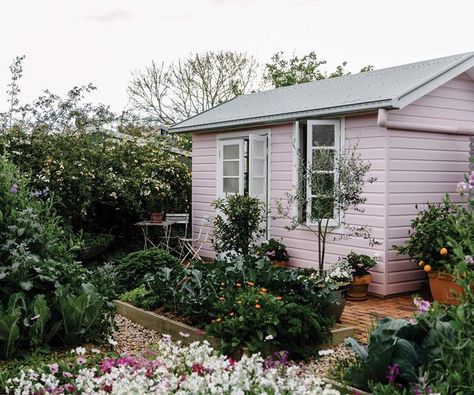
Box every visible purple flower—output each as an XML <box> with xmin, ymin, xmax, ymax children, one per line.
<box><xmin>49</xmin><ymin>363</ymin><xmax>59</xmax><ymax>374</ymax></box>
<box><xmin>386</xmin><ymin>364</ymin><xmax>400</xmax><ymax>383</ymax></box>
<box><xmin>469</xmin><ymin>171</ymin><xmax>474</xmax><ymax>187</ymax></box>
<box><xmin>465</xmin><ymin>255</ymin><xmax>474</xmax><ymax>265</ymax></box>
<box><xmin>414</xmin><ymin>298</ymin><xmax>431</xmax><ymax>314</ymax></box>
<box><xmin>11</xmin><ymin>182</ymin><xmax>18</xmax><ymax>194</ymax></box>
<box><xmin>33</xmin><ymin>190</ymin><xmax>42</xmax><ymax>198</ymax></box>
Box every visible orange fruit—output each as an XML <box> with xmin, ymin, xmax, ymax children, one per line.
<box><xmin>418</xmin><ymin>261</ymin><xmax>425</xmax><ymax>267</ymax></box>
<box><xmin>440</xmin><ymin>248</ymin><xmax>448</xmax><ymax>256</ymax></box>
<box><xmin>423</xmin><ymin>264</ymin><xmax>432</xmax><ymax>272</ymax></box>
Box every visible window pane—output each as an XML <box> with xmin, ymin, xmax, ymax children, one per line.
<box><xmin>223</xmin><ymin>144</ymin><xmax>239</xmax><ymax>160</ymax></box>
<box><xmin>252</xmin><ymin>159</ymin><xmax>265</xmax><ymax>177</ymax></box>
<box><xmin>253</xmin><ymin>140</ymin><xmax>265</xmax><ymax>158</ymax></box>
<box><xmin>223</xmin><ymin>161</ymin><xmax>239</xmax><ymax>176</ymax></box>
<box><xmin>311</xmin><ymin>173</ymin><xmax>334</xmax><ymax>195</ymax></box>
<box><xmin>312</xmin><ymin>124</ymin><xmax>335</xmax><ymax>147</ymax></box>
<box><xmin>223</xmin><ymin>178</ymin><xmax>239</xmax><ymax>193</ymax></box>
<box><xmin>310</xmin><ymin>196</ymin><xmax>334</xmax><ymax>220</ymax></box>
<box><xmin>312</xmin><ymin>149</ymin><xmax>334</xmax><ymax>171</ymax></box>
<box><xmin>252</xmin><ymin>178</ymin><xmax>265</xmax><ymax>195</ymax></box>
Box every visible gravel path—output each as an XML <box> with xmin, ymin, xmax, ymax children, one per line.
<box><xmin>113</xmin><ymin>313</ymin><xmax>356</xmax><ymax>379</ymax></box>
<box><xmin>113</xmin><ymin>314</ymin><xmax>162</xmax><ymax>355</ymax></box>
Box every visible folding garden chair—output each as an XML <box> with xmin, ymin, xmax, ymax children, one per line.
<box><xmin>179</xmin><ymin>217</ymin><xmax>212</xmax><ymax>264</ymax></box>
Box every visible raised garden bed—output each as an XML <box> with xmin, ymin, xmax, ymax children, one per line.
<box><xmin>114</xmin><ymin>300</ymin><xmax>356</xmax><ymax>350</ymax></box>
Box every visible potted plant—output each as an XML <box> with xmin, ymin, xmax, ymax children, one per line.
<box><xmin>257</xmin><ymin>239</ymin><xmax>290</xmax><ymax>267</ymax></box>
<box><xmin>342</xmin><ymin>251</ymin><xmax>377</xmax><ymax>301</ymax></box>
<box><xmin>395</xmin><ymin>194</ymin><xmax>474</xmax><ymax>305</ymax></box>
<box><xmin>315</xmin><ymin>260</ymin><xmax>353</xmax><ymax>322</ymax></box>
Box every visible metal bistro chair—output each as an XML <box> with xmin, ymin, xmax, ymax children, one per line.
<box><xmin>179</xmin><ymin>217</ymin><xmax>211</xmax><ymax>265</ymax></box>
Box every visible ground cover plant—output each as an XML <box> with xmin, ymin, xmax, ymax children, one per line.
<box><xmin>4</xmin><ymin>338</ymin><xmax>341</xmax><ymax>394</ymax></box>
<box><xmin>119</xmin><ymin>251</ymin><xmax>335</xmax><ymax>359</ymax></box>
<box><xmin>0</xmin><ymin>158</ymin><xmax>113</xmax><ymax>359</ymax></box>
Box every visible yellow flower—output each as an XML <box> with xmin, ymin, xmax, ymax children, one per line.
<box><xmin>219</xmin><ymin>297</ymin><xmax>225</xmax><ymax>301</ymax></box>
<box><xmin>247</xmin><ymin>281</ymin><xmax>255</xmax><ymax>287</ymax></box>
<box><xmin>260</xmin><ymin>288</ymin><xmax>267</xmax><ymax>293</ymax></box>
<box><xmin>236</xmin><ymin>283</ymin><xmax>242</xmax><ymax>288</ymax></box>
<box><xmin>255</xmin><ymin>304</ymin><xmax>261</xmax><ymax>309</ymax></box>
<box><xmin>276</xmin><ymin>296</ymin><xmax>283</xmax><ymax>301</ymax></box>
<box><xmin>216</xmin><ymin>317</ymin><xmax>222</xmax><ymax>322</ymax></box>
<box><xmin>236</xmin><ymin>300</ymin><xmax>242</xmax><ymax>304</ymax></box>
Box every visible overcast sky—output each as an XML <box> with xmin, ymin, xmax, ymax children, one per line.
<box><xmin>1</xmin><ymin>0</ymin><xmax>473</xmax><ymax>113</ymax></box>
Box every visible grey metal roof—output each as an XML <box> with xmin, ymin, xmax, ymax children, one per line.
<box><xmin>170</xmin><ymin>52</ymin><xmax>474</xmax><ymax>133</ymax></box>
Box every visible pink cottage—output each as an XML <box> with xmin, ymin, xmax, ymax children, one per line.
<box><xmin>170</xmin><ymin>52</ymin><xmax>474</xmax><ymax>296</ymax></box>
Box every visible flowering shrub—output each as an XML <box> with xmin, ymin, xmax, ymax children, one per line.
<box><xmin>6</xmin><ymin>338</ymin><xmax>340</xmax><ymax>394</ymax></box>
<box><xmin>1</xmin><ymin>127</ymin><xmax>191</xmax><ymax>241</ymax></box>
<box><xmin>257</xmin><ymin>238</ymin><xmax>290</xmax><ymax>262</ymax></box>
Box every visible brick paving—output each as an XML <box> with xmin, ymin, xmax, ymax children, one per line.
<box><xmin>340</xmin><ymin>294</ymin><xmax>418</xmax><ymax>343</ymax></box>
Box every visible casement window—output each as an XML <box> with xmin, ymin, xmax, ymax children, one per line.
<box><xmin>217</xmin><ymin>133</ymin><xmax>269</xmax><ymax>204</ymax></box>
<box><xmin>297</xmin><ymin>120</ymin><xmax>342</xmax><ymax>227</ymax></box>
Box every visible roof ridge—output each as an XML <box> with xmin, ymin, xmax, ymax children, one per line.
<box><xmin>236</xmin><ymin>51</ymin><xmax>474</xmax><ymax>100</ymax></box>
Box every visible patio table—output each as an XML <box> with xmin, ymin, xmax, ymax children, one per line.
<box><xmin>134</xmin><ymin>221</ymin><xmax>173</xmax><ymax>250</ymax></box>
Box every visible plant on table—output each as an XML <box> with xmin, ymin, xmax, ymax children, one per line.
<box><xmin>211</xmin><ymin>194</ymin><xmax>265</xmax><ymax>256</ymax></box>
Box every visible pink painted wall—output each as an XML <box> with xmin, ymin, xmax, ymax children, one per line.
<box><xmin>190</xmin><ymin>72</ymin><xmax>474</xmax><ymax>296</ymax></box>
<box><xmin>385</xmin><ymin>72</ymin><xmax>474</xmax><ymax>295</ymax></box>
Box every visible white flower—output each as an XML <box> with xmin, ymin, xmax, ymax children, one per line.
<box><xmin>107</xmin><ymin>337</ymin><xmax>118</xmax><ymax>346</ymax></box>
<box><xmin>265</xmin><ymin>334</ymin><xmax>274</xmax><ymax>341</ymax></box>
<box><xmin>74</xmin><ymin>346</ymin><xmax>86</xmax><ymax>355</ymax></box>
<box><xmin>179</xmin><ymin>331</ymin><xmax>190</xmax><ymax>338</ymax></box>
<box><xmin>318</xmin><ymin>349</ymin><xmax>335</xmax><ymax>356</ymax></box>
<box><xmin>91</xmin><ymin>348</ymin><xmax>101</xmax><ymax>354</ymax></box>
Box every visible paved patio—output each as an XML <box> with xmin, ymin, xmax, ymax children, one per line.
<box><xmin>340</xmin><ymin>294</ymin><xmax>419</xmax><ymax>343</ymax></box>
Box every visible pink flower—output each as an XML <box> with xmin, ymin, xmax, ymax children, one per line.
<box><xmin>196</xmin><ymin>329</ymin><xmax>205</xmax><ymax>337</ymax></box>
<box><xmin>192</xmin><ymin>362</ymin><xmax>206</xmax><ymax>376</ymax></box>
<box><xmin>100</xmin><ymin>358</ymin><xmax>116</xmax><ymax>373</ymax></box>
<box><xmin>49</xmin><ymin>363</ymin><xmax>59</xmax><ymax>374</ymax></box>
<box><xmin>63</xmin><ymin>371</ymin><xmax>73</xmax><ymax>378</ymax></box>
<box><xmin>76</xmin><ymin>356</ymin><xmax>87</xmax><ymax>365</ymax></box>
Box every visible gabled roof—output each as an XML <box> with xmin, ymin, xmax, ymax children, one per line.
<box><xmin>170</xmin><ymin>52</ymin><xmax>474</xmax><ymax>133</ymax></box>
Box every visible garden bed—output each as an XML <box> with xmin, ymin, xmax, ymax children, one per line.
<box><xmin>114</xmin><ymin>300</ymin><xmax>356</xmax><ymax>350</ymax></box>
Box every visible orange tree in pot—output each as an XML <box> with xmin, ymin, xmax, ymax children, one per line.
<box><xmin>342</xmin><ymin>251</ymin><xmax>378</xmax><ymax>301</ymax></box>
<box><xmin>395</xmin><ymin>192</ymin><xmax>474</xmax><ymax>305</ymax></box>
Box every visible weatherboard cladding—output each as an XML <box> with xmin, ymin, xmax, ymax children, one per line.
<box><xmin>171</xmin><ymin>52</ymin><xmax>474</xmax><ymax>133</ymax></box>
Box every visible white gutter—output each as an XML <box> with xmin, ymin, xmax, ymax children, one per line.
<box><xmin>377</xmin><ymin>108</ymin><xmax>474</xmax><ymax>136</ymax></box>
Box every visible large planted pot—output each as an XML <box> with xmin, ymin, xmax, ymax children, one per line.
<box><xmin>323</xmin><ymin>284</ymin><xmax>349</xmax><ymax>323</ymax></box>
<box><xmin>348</xmin><ymin>274</ymin><xmax>372</xmax><ymax>301</ymax></box>
<box><xmin>428</xmin><ymin>271</ymin><xmax>464</xmax><ymax>305</ymax></box>
<box><xmin>272</xmin><ymin>260</ymin><xmax>288</xmax><ymax>267</ymax></box>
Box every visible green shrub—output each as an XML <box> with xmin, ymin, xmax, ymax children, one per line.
<box><xmin>120</xmin><ymin>285</ymin><xmax>160</xmax><ymax>310</ymax></box>
<box><xmin>115</xmin><ymin>247</ymin><xmax>180</xmax><ymax>291</ymax></box>
<box><xmin>211</xmin><ymin>194</ymin><xmax>265</xmax><ymax>255</ymax></box>
<box><xmin>0</xmin><ymin>158</ymin><xmax>113</xmax><ymax>358</ymax></box>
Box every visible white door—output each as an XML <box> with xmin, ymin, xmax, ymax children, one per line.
<box><xmin>249</xmin><ymin>134</ymin><xmax>268</xmax><ymax>204</ymax></box>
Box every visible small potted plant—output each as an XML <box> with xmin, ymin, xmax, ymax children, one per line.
<box><xmin>343</xmin><ymin>251</ymin><xmax>377</xmax><ymax>301</ymax></box>
<box><xmin>257</xmin><ymin>239</ymin><xmax>289</xmax><ymax>267</ymax></box>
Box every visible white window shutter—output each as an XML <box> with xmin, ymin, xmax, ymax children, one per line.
<box><xmin>248</xmin><ymin>134</ymin><xmax>268</xmax><ymax>204</ymax></box>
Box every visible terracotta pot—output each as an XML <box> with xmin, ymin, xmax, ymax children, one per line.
<box><xmin>323</xmin><ymin>284</ymin><xmax>349</xmax><ymax>323</ymax></box>
<box><xmin>272</xmin><ymin>260</ymin><xmax>288</xmax><ymax>267</ymax></box>
<box><xmin>348</xmin><ymin>274</ymin><xmax>372</xmax><ymax>301</ymax></box>
<box><xmin>150</xmin><ymin>212</ymin><xmax>164</xmax><ymax>223</ymax></box>
<box><xmin>428</xmin><ymin>271</ymin><xmax>464</xmax><ymax>305</ymax></box>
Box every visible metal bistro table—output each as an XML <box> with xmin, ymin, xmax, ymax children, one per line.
<box><xmin>134</xmin><ymin>221</ymin><xmax>173</xmax><ymax>250</ymax></box>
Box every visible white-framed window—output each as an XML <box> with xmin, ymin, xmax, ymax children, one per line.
<box><xmin>297</xmin><ymin>119</ymin><xmax>342</xmax><ymax>227</ymax></box>
<box><xmin>218</xmin><ymin>139</ymin><xmax>245</xmax><ymax>195</ymax></box>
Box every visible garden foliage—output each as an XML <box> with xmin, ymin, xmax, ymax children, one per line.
<box><xmin>120</xmin><ymin>250</ymin><xmax>334</xmax><ymax>359</ymax></box>
<box><xmin>211</xmin><ymin>194</ymin><xmax>265</xmax><ymax>256</ymax></box>
<box><xmin>0</xmin><ymin>158</ymin><xmax>113</xmax><ymax>358</ymax></box>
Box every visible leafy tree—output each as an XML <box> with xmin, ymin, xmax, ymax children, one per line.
<box><xmin>127</xmin><ymin>51</ymin><xmax>259</xmax><ymax>124</ymax></box>
<box><xmin>264</xmin><ymin>51</ymin><xmax>374</xmax><ymax>88</ymax></box>
<box><xmin>277</xmin><ymin>146</ymin><xmax>378</xmax><ymax>273</ymax></box>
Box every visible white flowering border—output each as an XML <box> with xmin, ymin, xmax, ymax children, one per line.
<box><xmin>7</xmin><ymin>338</ymin><xmax>340</xmax><ymax>395</ymax></box>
